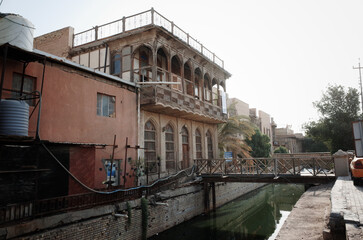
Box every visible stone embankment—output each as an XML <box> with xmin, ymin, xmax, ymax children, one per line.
<box><xmin>0</xmin><ymin>180</ymin><xmax>265</xmax><ymax>239</ymax></box>
<box><xmin>276</xmin><ymin>183</ymin><xmax>333</xmax><ymax>240</ymax></box>
<box><xmin>277</xmin><ymin>177</ymin><xmax>363</xmax><ymax>240</ymax></box>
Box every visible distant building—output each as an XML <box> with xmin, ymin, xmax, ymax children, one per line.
<box><xmin>274</xmin><ymin>126</ymin><xmax>304</xmax><ymax>153</ymax></box>
<box><xmin>227</xmin><ymin>97</ymin><xmax>274</xmax><ymax>151</ymax></box>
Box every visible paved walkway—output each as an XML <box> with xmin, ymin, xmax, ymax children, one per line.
<box><xmin>331</xmin><ymin>176</ymin><xmax>363</xmax><ymax>239</ymax></box>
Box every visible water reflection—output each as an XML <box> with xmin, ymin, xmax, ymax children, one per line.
<box><xmin>149</xmin><ymin>184</ymin><xmax>304</xmax><ymax>240</ymax></box>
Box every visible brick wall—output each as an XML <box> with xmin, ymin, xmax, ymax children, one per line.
<box><xmin>34</xmin><ymin>27</ymin><xmax>74</xmax><ymax>58</ymax></box>
<box><xmin>4</xmin><ymin>182</ymin><xmax>265</xmax><ymax>239</ymax></box>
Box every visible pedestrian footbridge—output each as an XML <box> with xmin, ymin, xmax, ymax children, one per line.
<box><xmin>195</xmin><ymin>153</ymin><xmax>338</xmax><ymax>213</ymax></box>
<box><xmin>195</xmin><ymin>153</ymin><xmax>337</xmax><ymax>184</ymax></box>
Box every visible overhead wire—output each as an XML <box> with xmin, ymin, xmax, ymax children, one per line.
<box><xmin>41</xmin><ymin>142</ymin><xmax>195</xmax><ymax>195</ymax></box>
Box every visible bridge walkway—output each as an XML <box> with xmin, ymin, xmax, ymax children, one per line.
<box><xmin>196</xmin><ymin>154</ymin><xmax>336</xmax><ymax>213</ymax></box>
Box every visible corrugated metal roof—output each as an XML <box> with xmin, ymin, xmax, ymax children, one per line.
<box><xmin>32</xmin><ymin>48</ymin><xmax>138</xmax><ymax>88</ymax></box>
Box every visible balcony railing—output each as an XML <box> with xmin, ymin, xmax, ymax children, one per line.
<box><xmin>140</xmin><ymin>85</ymin><xmax>226</xmax><ymax>122</ymax></box>
<box><xmin>73</xmin><ymin>8</ymin><xmax>224</xmax><ymax>69</ymax></box>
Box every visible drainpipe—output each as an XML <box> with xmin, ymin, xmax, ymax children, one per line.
<box><xmin>104</xmin><ymin>43</ymin><xmax>108</xmax><ymax>73</ymax></box>
<box><xmin>0</xmin><ymin>44</ymin><xmax>8</xmax><ymax>100</ymax></box>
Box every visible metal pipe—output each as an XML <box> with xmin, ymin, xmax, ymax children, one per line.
<box><xmin>113</xmin><ymin>213</ymin><xmax>128</xmax><ymax>218</ymax></box>
<box><xmin>20</xmin><ymin>63</ymin><xmax>27</xmax><ymax>96</ymax></box>
<box><xmin>35</xmin><ymin>90</ymin><xmax>42</xmax><ymax>140</ymax></box>
<box><xmin>108</xmin><ymin>135</ymin><xmax>117</xmax><ymax>189</ymax></box>
<box><xmin>124</xmin><ymin>137</ymin><xmax>128</xmax><ymax>188</ymax></box>
<box><xmin>0</xmin><ymin>44</ymin><xmax>8</xmax><ymax>100</ymax></box>
<box><xmin>104</xmin><ymin>43</ymin><xmax>108</xmax><ymax>73</ymax></box>
<box><xmin>40</xmin><ymin>57</ymin><xmax>46</xmax><ymax>95</ymax></box>
<box><xmin>154</xmin><ymin>202</ymin><xmax>169</xmax><ymax>207</ymax></box>
<box><xmin>136</xmin><ymin>81</ymin><xmax>181</xmax><ymax>85</ymax></box>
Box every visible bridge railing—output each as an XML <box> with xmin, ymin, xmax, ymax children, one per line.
<box><xmin>195</xmin><ymin>155</ymin><xmax>335</xmax><ymax>176</ymax></box>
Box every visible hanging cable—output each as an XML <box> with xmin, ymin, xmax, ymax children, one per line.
<box><xmin>41</xmin><ymin>142</ymin><xmax>195</xmax><ymax>194</ymax></box>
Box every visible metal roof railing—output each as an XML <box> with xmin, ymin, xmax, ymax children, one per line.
<box><xmin>73</xmin><ymin>8</ymin><xmax>224</xmax><ymax>69</ymax></box>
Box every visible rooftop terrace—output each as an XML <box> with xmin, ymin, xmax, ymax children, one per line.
<box><xmin>73</xmin><ymin>8</ymin><xmax>225</xmax><ymax>68</ymax></box>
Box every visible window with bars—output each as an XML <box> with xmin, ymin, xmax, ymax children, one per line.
<box><xmin>111</xmin><ymin>54</ymin><xmax>121</xmax><ymax>76</ymax></box>
<box><xmin>165</xmin><ymin>124</ymin><xmax>175</xmax><ymax>170</ymax></box>
<box><xmin>144</xmin><ymin>121</ymin><xmax>157</xmax><ymax>173</ymax></box>
<box><xmin>196</xmin><ymin>129</ymin><xmax>202</xmax><ymax>159</ymax></box>
<box><xmin>12</xmin><ymin>73</ymin><xmax>35</xmax><ymax>106</ymax></box>
<box><xmin>97</xmin><ymin>93</ymin><xmax>115</xmax><ymax>117</ymax></box>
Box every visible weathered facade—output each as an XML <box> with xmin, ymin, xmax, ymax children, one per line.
<box><xmin>35</xmin><ymin>9</ymin><xmax>231</xmax><ymax>182</ymax></box>
<box><xmin>0</xmin><ymin>44</ymin><xmax>138</xmax><ymax>198</ymax></box>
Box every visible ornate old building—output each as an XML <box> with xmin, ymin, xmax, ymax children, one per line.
<box><xmin>35</xmin><ymin>8</ymin><xmax>231</xmax><ymax>182</ymax></box>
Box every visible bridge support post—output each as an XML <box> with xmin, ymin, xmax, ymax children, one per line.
<box><xmin>211</xmin><ymin>182</ymin><xmax>216</xmax><ymax>212</ymax></box>
<box><xmin>333</xmin><ymin>150</ymin><xmax>349</xmax><ymax>176</ymax></box>
<box><xmin>204</xmin><ymin>182</ymin><xmax>216</xmax><ymax>213</ymax></box>
<box><xmin>204</xmin><ymin>182</ymin><xmax>210</xmax><ymax>214</ymax></box>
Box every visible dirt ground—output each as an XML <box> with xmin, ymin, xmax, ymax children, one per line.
<box><xmin>276</xmin><ymin>183</ymin><xmax>333</xmax><ymax>240</ymax></box>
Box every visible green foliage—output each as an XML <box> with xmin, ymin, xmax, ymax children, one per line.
<box><xmin>304</xmin><ymin>85</ymin><xmax>360</xmax><ymax>153</ymax></box>
<box><xmin>218</xmin><ymin>115</ymin><xmax>255</xmax><ymax>158</ymax></box>
<box><xmin>245</xmin><ymin>130</ymin><xmax>271</xmax><ymax>157</ymax></box>
<box><xmin>301</xmin><ymin>137</ymin><xmax>329</xmax><ymax>152</ymax></box>
<box><xmin>141</xmin><ymin>197</ymin><xmax>148</xmax><ymax>240</ymax></box>
<box><xmin>274</xmin><ymin>146</ymin><xmax>288</xmax><ymax>153</ymax></box>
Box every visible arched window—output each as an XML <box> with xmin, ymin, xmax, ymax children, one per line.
<box><xmin>194</xmin><ymin>68</ymin><xmax>202</xmax><ymax>99</ymax></box>
<box><xmin>165</xmin><ymin>124</ymin><xmax>175</xmax><ymax>170</ymax></box>
<box><xmin>204</xmin><ymin>74</ymin><xmax>212</xmax><ymax>102</ymax></box>
<box><xmin>181</xmin><ymin>126</ymin><xmax>189</xmax><ymax>169</ymax></box>
<box><xmin>184</xmin><ymin>62</ymin><xmax>193</xmax><ymax>96</ymax></box>
<box><xmin>212</xmin><ymin>78</ymin><xmax>219</xmax><ymax>106</ymax></box>
<box><xmin>181</xmin><ymin>127</ymin><xmax>188</xmax><ymax>144</ymax></box>
<box><xmin>195</xmin><ymin>129</ymin><xmax>202</xmax><ymax>159</ymax></box>
<box><xmin>171</xmin><ymin>56</ymin><xmax>182</xmax><ymax>91</ymax></box>
<box><xmin>157</xmin><ymin>48</ymin><xmax>168</xmax><ymax>82</ymax></box>
<box><xmin>144</xmin><ymin>121</ymin><xmax>157</xmax><ymax>173</ymax></box>
<box><xmin>121</xmin><ymin>46</ymin><xmax>131</xmax><ymax>81</ymax></box>
<box><xmin>133</xmin><ymin>46</ymin><xmax>152</xmax><ymax>82</ymax></box>
<box><xmin>206</xmin><ymin>130</ymin><xmax>213</xmax><ymax>159</ymax></box>
<box><xmin>111</xmin><ymin>54</ymin><xmax>121</xmax><ymax>76</ymax></box>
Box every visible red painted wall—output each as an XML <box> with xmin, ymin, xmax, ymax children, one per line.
<box><xmin>1</xmin><ymin>57</ymin><xmax>138</xmax><ymax>192</ymax></box>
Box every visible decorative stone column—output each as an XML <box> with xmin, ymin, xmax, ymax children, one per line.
<box><xmin>333</xmin><ymin>150</ymin><xmax>350</xmax><ymax>176</ymax></box>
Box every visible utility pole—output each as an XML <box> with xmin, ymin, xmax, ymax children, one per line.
<box><xmin>353</xmin><ymin>59</ymin><xmax>363</xmax><ymax>113</ymax></box>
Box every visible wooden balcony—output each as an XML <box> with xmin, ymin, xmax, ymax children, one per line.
<box><xmin>140</xmin><ymin>85</ymin><xmax>227</xmax><ymax>123</ymax></box>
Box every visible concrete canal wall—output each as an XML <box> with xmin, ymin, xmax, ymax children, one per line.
<box><xmin>2</xmin><ymin>182</ymin><xmax>265</xmax><ymax>239</ymax></box>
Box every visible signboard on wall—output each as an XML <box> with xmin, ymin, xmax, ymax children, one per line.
<box><xmin>102</xmin><ymin>159</ymin><xmax>121</xmax><ymax>186</ymax></box>
<box><xmin>224</xmin><ymin>151</ymin><xmax>233</xmax><ymax>162</ymax></box>
<box><xmin>352</xmin><ymin>120</ymin><xmax>363</xmax><ymax>157</ymax></box>
<box><xmin>221</xmin><ymin>91</ymin><xmax>227</xmax><ymax>114</ymax></box>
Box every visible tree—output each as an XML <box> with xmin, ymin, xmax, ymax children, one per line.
<box><xmin>218</xmin><ymin>115</ymin><xmax>255</xmax><ymax>158</ymax></box>
<box><xmin>304</xmin><ymin>85</ymin><xmax>360</xmax><ymax>153</ymax></box>
<box><xmin>245</xmin><ymin>129</ymin><xmax>271</xmax><ymax>158</ymax></box>
<box><xmin>274</xmin><ymin>146</ymin><xmax>288</xmax><ymax>153</ymax></box>
<box><xmin>301</xmin><ymin>137</ymin><xmax>329</xmax><ymax>152</ymax></box>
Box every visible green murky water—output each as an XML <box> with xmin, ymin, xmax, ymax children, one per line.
<box><xmin>149</xmin><ymin>184</ymin><xmax>305</xmax><ymax>240</ymax></box>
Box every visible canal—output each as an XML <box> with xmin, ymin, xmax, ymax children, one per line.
<box><xmin>149</xmin><ymin>184</ymin><xmax>305</xmax><ymax>240</ymax></box>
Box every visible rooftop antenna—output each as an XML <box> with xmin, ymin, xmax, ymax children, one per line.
<box><xmin>353</xmin><ymin>58</ymin><xmax>363</xmax><ymax>114</ymax></box>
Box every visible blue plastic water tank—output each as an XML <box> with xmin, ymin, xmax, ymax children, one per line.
<box><xmin>0</xmin><ymin>100</ymin><xmax>29</xmax><ymax>136</ymax></box>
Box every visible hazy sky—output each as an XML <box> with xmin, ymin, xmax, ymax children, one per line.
<box><xmin>2</xmin><ymin>0</ymin><xmax>363</xmax><ymax>133</ymax></box>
